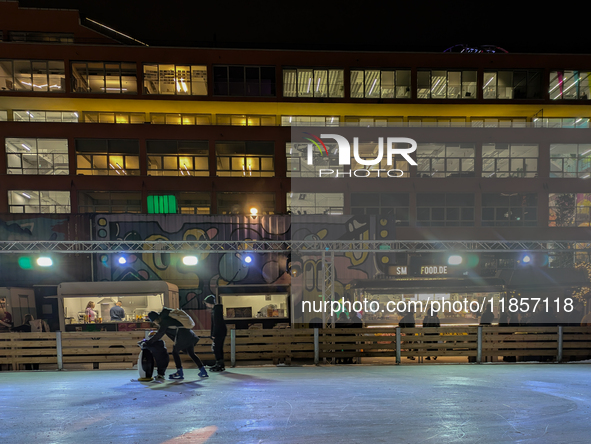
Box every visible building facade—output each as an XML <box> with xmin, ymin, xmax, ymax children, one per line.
<box><xmin>1</xmin><ymin>2</ymin><xmax>591</xmax><ymax>327</ymax></box>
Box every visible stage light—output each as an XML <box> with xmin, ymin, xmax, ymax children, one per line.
<box><xmin>37</xmin><ymin>257</ymin><xmax>52</xmax><ymax>267</ymax></box>
<box><xmin>448</xmin><ymin>255</ymin><xmax>463</xmax><ymax>265</ymax></box>
<box><xmin>183</xmin><ymin>256</ymin><xmax>198</xmax><ymax>266</ymax></box>
<box><xmin>118</xmin><ymin>256</ymin><xmax>127</xmax><ymax>265</ymax></box>
<box><xmin>522</xmin><ymin>254</ymin><xmax>532</xmax><ymax>264</ymax></box>
<box><xmin>243</xmin><ymin>255</ymin><xmax>253</xmax><ymax>264</ymax></box>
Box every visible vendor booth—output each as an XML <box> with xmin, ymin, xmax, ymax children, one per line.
<box><xmin>217</xmin><ymin>284</ymin><xmax>291</xmax><ymax>329</ymax></box>
<box><xmin>54</xmin><ymin>281</ymin><xmax>179</xmax><ymax>332</ymax></box>
<box><xmin>0</xmin><ymin>287</ymin><xmax>36</xmax><ymax>330</ymax></box>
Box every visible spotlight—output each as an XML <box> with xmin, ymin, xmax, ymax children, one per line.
<box><xmin>118</xmin><ymin>256</ymin><xmax>127</xmax><ymax>265</ymax></box>
<box><xmin>37</xmin><ymin>257</ymin><xmax>53</xmax><ymax>267</ymax></box>
<box><xmin>250</xmin><ymin>207</ymin><xmax>258</xmax><ymax>216</ymax></box>
<box><xmin>522</xmin><ymin>254</ymin><xmax>532</xmax><ymax>264</ymax></box>
<box><xmin>243</xmin><ymin>255</ymin><xmax>253</xmax><ymax>265</ymax></box>
<box><xmin>183</xmin><ymin>256</ymin><xmax>198</xmax><ymax>266</ymax></box>
<box><xmin>448</xmin><ymin>255</ymin><xmax>463</xmax><ymax>265</ymax></box>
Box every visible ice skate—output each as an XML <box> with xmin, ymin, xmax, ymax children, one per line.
<box><xmin>169</xmin><ymin>368</ymin><xmax>184</xmax><ymax>380</ymax></box>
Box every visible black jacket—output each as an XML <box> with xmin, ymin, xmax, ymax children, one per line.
<box><xmin>399</xmin><ymin>313</ymin><xmax>415</xmax><ymax>328</ymax></box>
<box><xmin>146</xmin><ymin>308</ymin><xmax>199</xmax><ymax>351</ymax></box>
<box><xmin>422</xmin><ymin>315</ymin><xmax>440</xmax><ymax>328</ymax></box>
<box><xmin>211</xmin><ymin>304</ymin><xmax>227</xmax><ymax>338</ymax></box>
<box><xmin>480</xmin><ymin>310</ymin><xmax>494</xmax><ymax>325</ymax></box>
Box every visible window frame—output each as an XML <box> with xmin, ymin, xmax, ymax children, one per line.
<box><xmin>8</xmin><ymin>190</ymin><xmax>71</xmax><ymax>213</ymax></box>
<box><xmin>6</xmin><ymin>138</ymin><xmax>69</xmax><ymax>175</ymax></box>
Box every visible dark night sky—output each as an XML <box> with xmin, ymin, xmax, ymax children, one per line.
<box><xmin>14</xmin><ymin>0</ymin><xmax>591</xmax><ymax>54</ymax></box>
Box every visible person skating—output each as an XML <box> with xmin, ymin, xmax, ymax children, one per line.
<box><xmin>204</xmin><ymin>295</ymin><xmax>227</xmax><ymax>372</ymax></box>
<box><xmin>146</xmin><ymin>308</ymin><xmax>208</xmax><ymax>379</ymax></box>
<box><xmin>139</xmin><ymin>334</ymin><xmax>169</xmax><ymax>382</ymax></box>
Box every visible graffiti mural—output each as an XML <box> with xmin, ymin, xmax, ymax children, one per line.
<box><xmin>93</xmin><ymin>215</ymin><xmax>291</xmax><ymax>313</ymax></box>
<box><xmin>291</xmin><ymin>214</ymin><xmax>396</xmax><ymax>324</ymax></box>
<box><xmin>93</xmin><ymin>214</ymin><xmax>394</xmax><ymax>326</ymax></box>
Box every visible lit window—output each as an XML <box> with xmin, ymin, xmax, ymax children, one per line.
<box><xmin>217</xmin><ymin>115</ymin><xmax>276</xmax><ymax>126</ymax></box>
<box><xmin>483</xmin><ymin>70</ymin><xmax>542</xmax><ymax>99</ymax></box>
<box><xmin>286</xmin><ymin>142</ymin><xmax>341</xmax><ymax>178</ymax></box>
<box><xmin>147</xmin><ymin>140</ymin><xmax>209</xmax><ymax>177</ymax></box>
<box><xmin>76</xmin><ymin>139</ymin><xmax>140</xmax><ymax>176</ymax></box>
<box><xmin>417</xmin><ymin>70</ymin><xmax>476</xmax><ymax>99</ymax></box>
<box><xmin>482</xmin><ymin>143</ymin><xmax>538</xmax><ymax>178</ymax></box>
<box><xmin>550</xmin><ymin>144</ymin><xmax>591</xmax><ymax>178</ymax></box>
<box><xmin>344</xmin><ymin>116</ymin><xmax>403</xmax><ymax>127</ymax></box>
<box><xmin>283</xmin><ymin>68</ymin><xmax>344</xmax><ymax>98</ymax></box>
<box><xmin>0</xmin><ymin>59</ymin><xmax>65</xmax><ymax>92</ymax></box>
<box><xmin>13</xmin><ymin>110</ymin><xmax>78</xmax><ymax>122</ymax></box>
<box><xmin>351</xmin><ymin>70</ymin><xmax>410</xmax><ymax>98</ymax></box>
<box><xmin>549</xmin><ymin>193</ymin><xmax>591</xmax><ymax>227</ymax></box>
<box><xmin>143</xmin><ymin>64</ymin><xmax>207</xmax><ymax>95</ymax></box>
<box><xmin>83</xmin><ymin>112</ymin><xmax>144</xmax><ymax>124</ymax></box>
<box><xmin>281</xmin><ymin>116</ymin><xmax>339</xmax><ymax>127</ymax></box>
<box><xmin>150</xmin><ymin>113</ymin><xmax>211</xmax><ymax>125</ymax></box>
<box><xmin>6</xmin><ymin>138</ymin><xmax>69</xmax><ymax>175</ymax></box>
<box><xmin>417</xmin><ymin>143</ymin><xmax>475</xmax><ymax>178</ymax></box>
<box><xmin>533</xmin><ymin>117</ymin><xmax>589</xmax><ymax>129</ymax></box>
<box><xmin>216</xmin><ymin>142</ymin><xmax>274</xmax><ymax>177</ymax></box>
<box><xmin>9</xmin><ymin>190</ymin><xmax>70</xmax><ymax>213</ymax></box>
<box><xmin>71</xmin><ymin>61</ymin><xmax>137</xmax><ymax>94</ymax></box>
<box><xmin>549</xmin><ymin>71</ymin><xmax>590</xmax><ymax>100</ymax></box>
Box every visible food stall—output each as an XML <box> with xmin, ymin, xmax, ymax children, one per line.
<box><xmin>218</xmin><ymin>285</ymin><xmax>291</xmax><ymax>329</ymax></box>
<box><xmin>0</xmin><ymin>287</ymin><xmax>36</xmax><ymax>329</ymax></box>
<box><xmin>53</xmin><ymin>281</ymin><xmax>179</xmax><ymax>332</ymax></box>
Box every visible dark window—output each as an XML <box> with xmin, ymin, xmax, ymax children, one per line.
<box><xmin>417</xmin><ymin>193</ymin><xmax>474</xmax><ymax>226</ymax></box>
<box><xmin>213</xmin><ymin>65</ymin><xmax>275</xmax><ymax>97</ymax></box>
<box><xmin>350</xmin><ymin>193</ymin><xmax>409</xmax><ymax>226</ymax></box>
<box><xmin>482</xmin><ymin>193</ymin><xmax>537</xmax><ymax>226</ymax></box>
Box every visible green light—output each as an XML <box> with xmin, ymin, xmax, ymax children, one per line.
<box><xmin>18</xmin><ymin>257</ymin><xmax>33</xmax><ymax>269</ymax></box>
<box><xmin>147</xmin><ymin>195</ymin><xmax>177</xmax><ymax>214</ymax></box>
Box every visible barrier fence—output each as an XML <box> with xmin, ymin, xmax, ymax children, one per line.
<box><xmin>1</xmin><ymin>326</ymin><xmax>590</xmax><ymax>371</ymax></box>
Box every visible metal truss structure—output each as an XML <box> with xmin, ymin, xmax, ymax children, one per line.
<box><xmin>321</xmin><ymin>250</ymin><xmax>335</xmax><ymax>329</ymax></box>
<box><xmin>0</xmin><ymin>240</ymin><xmax>590</xmax><ymax>254</ymax></box>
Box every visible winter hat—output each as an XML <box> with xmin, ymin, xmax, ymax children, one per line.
<box><xmin>203</xmin><ymin>294</ymin><xmax>216</xmax><ymax>305</ymax></box>
<box><xmin>147</xmin><ymin>311</ymin><xmax>159</xmax><ymax>322</ymax></box>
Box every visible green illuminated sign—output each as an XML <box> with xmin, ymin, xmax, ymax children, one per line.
<box><xmin>147</xmin><ymin>195</ymin><xmax>177</xmax><ymax>214</ymax></box>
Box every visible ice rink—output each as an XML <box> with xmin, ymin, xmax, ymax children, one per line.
<box><xmin>1</xmin><ymin>363</ymin><xmax>591</xmax><ymax>443</ymax></box>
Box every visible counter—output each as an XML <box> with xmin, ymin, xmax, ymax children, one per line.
<box><xmin>65</xmin><ymin>322</ymin><xmax>153</xmax><ymax>332</ymax></box>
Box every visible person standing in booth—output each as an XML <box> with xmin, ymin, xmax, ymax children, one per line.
<box><xmin>110</xmin><ymin>301</ymin><xmax>125</xmax><ymax>321</ymax></box>
<box><xmin>85</xmin><ymin>301</ymin><xmax>97</xmax><ymax>322</ymax></box>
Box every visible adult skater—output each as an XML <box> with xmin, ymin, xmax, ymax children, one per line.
<box><xmin>146</xmin><ymin>308</ymin><xmax>208</xmax><ymax>379</ymax></box>
<box><xmin>204</xmin><ymin>295</ymin><xmax>227</xmax><ymax>372</ymax></box>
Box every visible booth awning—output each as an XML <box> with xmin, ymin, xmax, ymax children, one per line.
<box><xmin>218</xmin><ymin>284</ymin><xmax>290</xmax><ymax>295</ymax></box>
<box><xmin>55</xmin><ymin>281</ymin><xmax>179</xmax><ymax>298</ymax></box>
<box><xmin>350</xmin><ymin>278</ymin><xmax>505</xmax><ymax>293</ymax></box>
